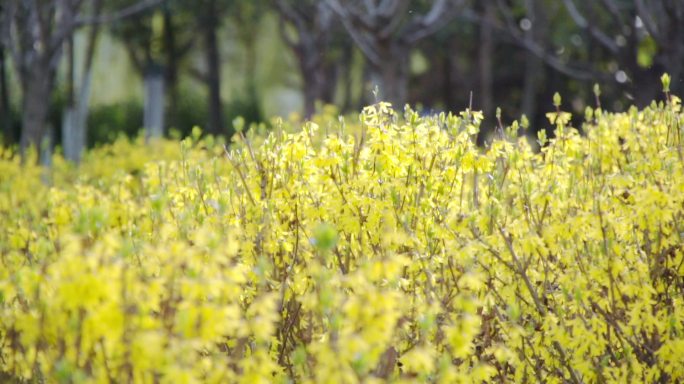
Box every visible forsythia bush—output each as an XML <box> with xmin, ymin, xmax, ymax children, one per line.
<box><xmin>1</xmin><ymin>91</ymin><xmax>683</xmax><ymax>383</ymax></box>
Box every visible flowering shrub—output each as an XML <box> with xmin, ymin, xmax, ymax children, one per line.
<box><xmin>1</xmin><ymin>93</ymin><xmax>683</xmax><ymax>383</ymax></box>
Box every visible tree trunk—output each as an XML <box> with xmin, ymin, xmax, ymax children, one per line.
<box><xmin>0</xmin><ymin>45</ymin><xmax>12</xmax><ymax>145</ymax></box>
<box><xmin>64</xmin><ymin>69</ymin><xmax>92</xmax><ymax>162</ymax></box>
<box><xmin>163</xmin><ymin>6</ymin><xmax>179</xmax><ymax>129</ymax></box>
<box><xmin>322</xmin><ymin>59</ymin><xmax>338</xmax><ymax>104</ymax></box>
<box><xmin>665</xmin><ymin>2</ymin><xmax>684</xmax><ymax>94</ymax></box>
<box><xmin>63</xmin><ymin>35</ymin><xmax>78</xmax><ymax>161</ymax></box>
<box><xmin>75</xmin><ymin>70</ymin><xmax>93</xmax><ymax>149</ymax></box>
<box><xmin>521</xmin><ymin>52</ymin><xmax>542</xmax><ymax>120</ymax></box>
<box><xmin>442</xmin><ymin>48</ymin><xmax>454</xmax><ymax>110</ymax></box>
<box><xmin>370</xmin><ymin>44</ymin><xmax>409</xmax><ymax>108</ymax></box>
<box><xmin>63</xmin><ymin>2</ymin><xmax>101</xmax><ymax>163</ymax></box>
<box><xmin>302</xmin><ymin>71</ymin><xmax>318</xmax><ymax>118</ymax></box>
<box><xmin>62</xmin><ymin>107</ymin><xmax>77</xmax><ymax>160</ymax></box>
<box><xmin>144</xmin><ymin>64</ymin><xmax>165</xmax><ymax>140</ymax></box>
<box><xmin>478</xmin><ymin>0</ymin><xmax>494</xmax><ymax>118</ymax></box>
<box><xmin>20</xmin><ymin>64</ymin><xmax>53</xmax><ymax>159</ymax></box>
<box><xmin>521</xmin><ymin>0</ymin><xmax>543</xmax><ymax>121</ymax></box>
<box><xmin>299</xmin><ymin>52</ymin><xmax>327</xmax><ymax>118</ymax></box>
<box><xmin>41</xmin><ymin>125</ymin><xmax>55</xmax><ymax>170</ymax></box>
<box><xmin>445</xmin><ymin>37</ymin><xmax>467</xmax><ymax>111</ymax></box>
<box><xmin>244</xmin><ymin>30</ymin><xmax>257</xmax><ymax>103</ymax></box>
<box><xmin>340</xmin><ymin>44</ymin><xmax>354</xmax><ymax>111</ymax></box>
<box><xmin>204</xmin><ymin>2</ymin><xmax>223</xmax><ymax>136</ymax></box>
<box><xmin>75</xmin><ymin>0</ymin><xmax>102</xmax><ymax>156</ymax></box>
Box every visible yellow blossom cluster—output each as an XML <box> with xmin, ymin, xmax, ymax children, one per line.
<box><xmin>1</xmin><ymin>94</ymin><xmax>683</xmax><ymax>383</ymax></box>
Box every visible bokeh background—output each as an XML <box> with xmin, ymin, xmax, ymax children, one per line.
<box><xmin>1</xmin><ymin>0</ymin><xmax>682</xmax><ymax>160</ymax></box>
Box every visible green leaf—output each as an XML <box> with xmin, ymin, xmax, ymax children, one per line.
<box><xmin>637</xmin><ymin>36</ymin><xmax>657</xmax><ymax>68</ymax></box>
<box><xmin>312</xmin><ymin>223</ymin><xmax>338</xmax><ymax>252</ymax></box>
<box><xmin>233</xmin><ymin>116</ymin><xmax>245</xmax><ymax>133</ymax></box>
<box><xmin>661</xmin><ymin>73</ymin><xmax>671</xmax><ymax>93</ymax></box>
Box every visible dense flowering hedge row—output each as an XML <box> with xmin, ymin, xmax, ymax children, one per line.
<box><xmin>1</xmin><ymin>95</ymin><xmax>683</xmax><ymax>383</ymax></box>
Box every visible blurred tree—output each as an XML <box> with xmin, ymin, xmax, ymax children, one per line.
<box><xmin>195</xmin><ymin>0</ymin><xmax>227</xmax><ymax>136</ymax></box>
<box><xmin>273</xmin><ymin>0</ymin><xmax>340</xmax><ymax>117</ymax></box>
<box><xmin>63</xmin><ymin>0</ymin><xmax>104</xmax><ymax>162</ymax></box>
<box><xmin>226</xmin><ymin>0</ymin><xmax>267</xmax><ymax>128</ymax></box>
<box><xmin>112</xmin><ymin>0</ymin><xmax>262</xmax><ymax>137</ymax></box>
<box><xmin>187</xmin><ymin>0</ymin><xmax>267</xmax><ymax>136</ymax></box>
<box><xmin>470</xmin><ymin>0</ymin><xmax>684</xmax><ymax>109</ymax></box>
<box><xmin>3</xmin><ymin>0</ymin><xmax>682</xmax><ymax>159</ymax></box>
<box><xmin>108</xmin><ymin>0</ymin><xmax>190</xmax><ymax>136</ymax></box>
<box><xmin>411</xmin><ymin>20</ymin><xmax>475</xmax><ymax>112</ymax></box>
<box><xmin>0</xmin><ymin>4</ymin><xmax>11</xmax><ymax>145</ymax></box>
<box><xmin>557</xmin><ymin>0</ymin><xmax>684</xmax><ymax>105</ymax></box>
<box><xmin>519</xmin><ymin>0</ymin><xmax>547</xmax><ymax>122</ymax></box>
<box><xmin>478</xmin><ymin>0</ymin><xmax>495</xmax><ymax>117</ymax></box>
<box><xmin>1</xmin><ymin>0</ymin><xmax>78</xmax><ymax>158</ymax></box>
<box><xmin>160</xmin><ymin>1</ymin><xmax>186</xmax><ymax>129</ymax></box>
<box><xmin>0</xmin><ymin>0</ymin><xmax>162</xmax><ymax>161</ymax></box>
<box><xmin>326</xmin><ymin>0</ymin><xmax>464</xmax><ymax>107</ymax></box>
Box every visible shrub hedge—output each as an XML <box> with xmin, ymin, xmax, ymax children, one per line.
<box><xmin>1</xmin><ymin>93</ymin><xmax>683</xmax><ymax>383</ymax></box>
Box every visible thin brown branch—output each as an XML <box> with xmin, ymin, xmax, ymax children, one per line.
<box><xmin>223</xmin><ymin>145</ymin><xmax>257</xmax><ymax>207</ymax></box>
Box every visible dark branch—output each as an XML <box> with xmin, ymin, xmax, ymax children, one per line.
<box><xmin>403</xmin><ymin>0</ymin><xmax>462</xmax><ymax>44</ymax></box>
<box><xmin>460</xmin><ymin>8</ymin><xmax>612</xmax><ymax>82</ymax></box>
<box><xmin>561</xmin><ymin>0</ymin><xmax>619</xmax><ymax>54</ymax></box>
<box><xmin>76</xmin><ymin>0</ymin><xmax>164</xmax><ymax>25</ymax></box>
<box><xmin>634</xmin><ymin>0</ymin><xmax>661</xmax><ymax>43</ymax></box>
<box><xmin>325</xmin><ymin>0</ymin><xmax>382</xmax><ymax>66</ymax></box>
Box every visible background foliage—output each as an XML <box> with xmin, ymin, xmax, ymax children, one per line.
<box><xmin>2</xmin><ymin>1</ymin><xmax>684</xmax><ymax>154</ymax></box>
